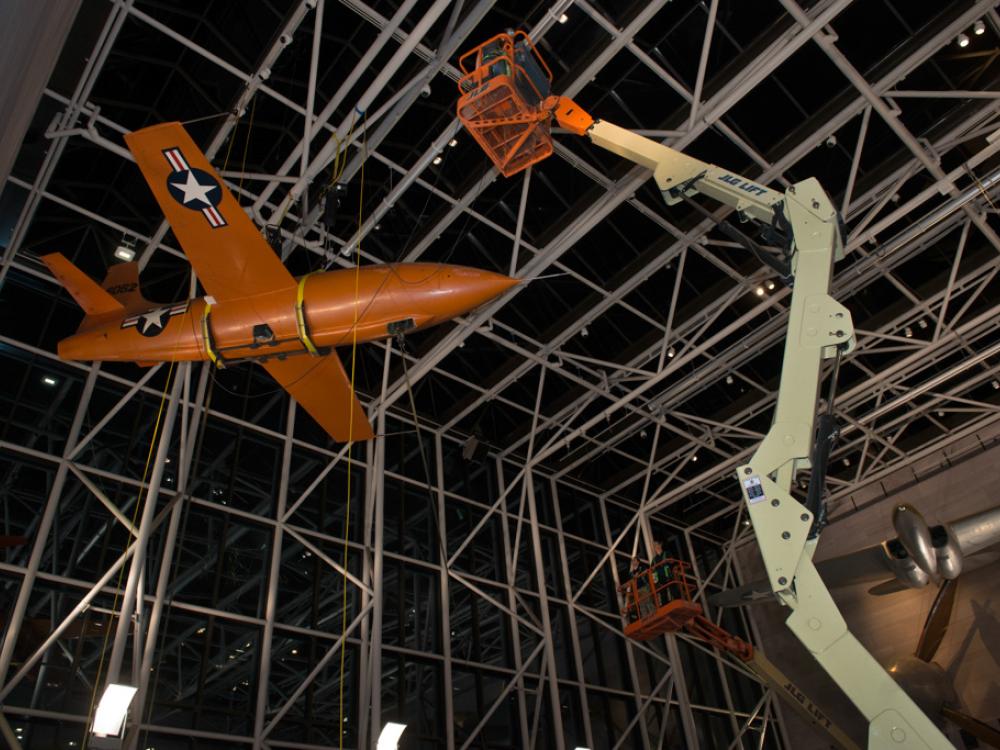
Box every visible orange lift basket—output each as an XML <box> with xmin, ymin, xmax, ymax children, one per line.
<box><xmin>620</xmin><ymin>558</ymin><xmax>752</xmax><ymax>661</ymax></box>
<box><xmin>456</xmin><ymin>31</ymin><xmax>556</xmax><ymax>177</ymax></box>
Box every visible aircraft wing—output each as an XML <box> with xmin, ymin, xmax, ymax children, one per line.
<box><xmin>124</xmin><ymin>122</ymin><xmax>295</xmax><ymax>302</ymax></box>
<box><xmin>262</xmin><ymin>354</ymin><xmax>374</xmax><ymax>443</ymax></box>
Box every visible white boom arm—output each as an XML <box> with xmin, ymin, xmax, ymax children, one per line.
<box><xmin>579</xmin><ymin>117</ymin><xmax>955</xmax><ymax>750</ymax></box>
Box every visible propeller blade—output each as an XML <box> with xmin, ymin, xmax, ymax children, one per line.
<box><xmin>941</xmin><ymin>706</ymin><xmax>1000</xmax><ymax>749</ymax></box>
<box><xmin>915</xmin><ymin>578</ymin><xmax>958</xmax><ymax>663</ymax></box>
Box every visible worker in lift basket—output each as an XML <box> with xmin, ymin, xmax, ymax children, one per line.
<box><xmin>625</xmin><ymin>555</ymin><xmax>650</xmax><ymax>621</ymax></box>
<box><xmin>649</xmin><ymin>541</ymin><xmax>674</xmax><ymax>606</ymax></box>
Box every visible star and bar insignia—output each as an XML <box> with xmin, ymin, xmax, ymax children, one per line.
<box><xmin>121</xmin><ymin>302</ymin><xmax>189</xmax><ymax>337</ymax></box>
<box><xmin>162</xmin><ymin>147</ymin><xmax>228</xmax><ymax>229</ymax></box>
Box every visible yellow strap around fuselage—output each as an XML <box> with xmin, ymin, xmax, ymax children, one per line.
<box><xmin>295</xmin><ymin>273</ymin><xmax>320</xmax><ymax>355</ymax></box>
<box><xmin>200</xmin><ymin>302</ymin><xmax>222</xmax><ymax>368</ymax></box>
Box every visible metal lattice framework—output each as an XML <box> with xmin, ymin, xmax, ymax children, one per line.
<box><xmin>2</xmin><ymin>0</ymin><xmax>1000</xmax><ymax>748</ymax></box>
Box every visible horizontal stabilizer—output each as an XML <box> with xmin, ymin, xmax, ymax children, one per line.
<box><xmin>41</xmin><ymin>253</ymin><xmax>123</xmax><ymax>319</ymax></box>
<box><xmin>261</xmin><ymin>354</ymin><xmax>374</xmax><ymax>443</ymax></box>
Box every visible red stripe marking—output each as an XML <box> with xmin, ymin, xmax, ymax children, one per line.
<box><xmin>205</xmin><ymin>207</ymin><xmax>222</xmax><ymax>227</ymax></box>
<box><xmin>164</xmin><ymin>150</ymin><xmax>184</xmax><ymax>172</ymax></box>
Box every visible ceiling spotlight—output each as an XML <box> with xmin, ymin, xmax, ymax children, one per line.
<box><xmin>755</xmin><ymin>286</ymin><xmax>765</xmax><ymax>296</ymax></box>
<box><xmin>448</xmin><ymin>138</ymin><xmax>458</xmax><ymax>147</ymax></box>
<box><xmin>974</xmin><ymin>20</ymin><xmax>985</xmax><ymax>35</ymax></box>
<box><xmin>195</xmin><ymin>626</ymin><xmax>205</xmax><ymax>634</ymax></box>
<box><xmin>42</xmin><ymin>375</ymin><xmax>58</xmax><ymax>386</ymax></box>
<box><xmin>558</xmin><ymin>13</ymin><xmax>569</xmax><ymax>24</ymax></box>
<box><xmin>580</xmin><ymin>326</ymin><xmax>589</xmax><ymax>337</ymax></box>
<box><xmin>114</xmin><ymin>234</ymin><xmax>137</xmax><ymax>262</ymax></box>
<box><xmin>842</xmin><ymin>457</ymin><xmax>850</xmax><ymax>467</ymax></box>
<box><xmin>377</xmin><ymin>722</ymin><xmax>408</xmax><ymax>750</ymax></box>
<box><xmin>291</xmin><ymin>648</ymin><xmax>299</xmax><ymax>655</ymax></box>
<box><xmin>92</xmin><ymin>683</ymin><xmax>138</xmax><ymax>738</ymax></box>
<box><xmin>432</xmin><ymin>155</ymin><xmax>443</xmax><ymax>165</ymax></box>
<box><xmin>904</xmin><ymin>326</ymin><xmax>913</xmax><ymax>338</ymax></box>
<box><xmin>725</xmin><ymin>374</ymin><xmax>734</xmax><ymax>385</ymax></box>
<box><xmin>917</xmin><ymin>318</ymin><xmax>927</xmax><ymax>329</ymax></box>
<box><xmin>992</xmin><ymin>380</ymin><xmax>1000</xmax><ymax>390</ymax></box>
<box><xmin>766</xmin><ymin>280</ymin><xmax>775</xmax><ymax>290</ymax></box>
<box><xmin>957</xmin><ymin>32</ymin><xmax>970</xmax><ymax>47</ymax></box>
<box><xmin>667</xmin><ymin>347</ymin><xmax>675</xmax><ymax>358</ymax></box>
<box><xmin>691</xmin><ymin>454</ymin><xmax>698</xmax><ymax>462</ymax></box>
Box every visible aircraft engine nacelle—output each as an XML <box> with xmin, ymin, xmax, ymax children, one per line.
<box><xmin>931</xmin><ymin>524</ymin><xmax>962</xmax><ymax>579</ymax></box>
<box><xmin>892</xmin><ymin>504</ymin><xmax>936</xmax><ymax>577</ymax></box>
<box><xmin>883</xmin><ymin>538</ymin><xmax>931</xmax><ymax>588</ymax></box>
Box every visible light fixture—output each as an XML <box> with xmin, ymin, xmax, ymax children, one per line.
<box><xmin>766</xmin><ymin>280</ymin><xmax>775</xmax><ymax>290</ymax></box>
<box><xmin>195</xmin><ymin>626</ymin><xmax>205</xmax><ymax>634</ymax></box>
<box><xmin>558</xmin><ymin>13</ymin><xmax>569</xmax><ymax>23</ymax></box>
<box><xmin>904</xmin><ymin>326</ymin><xmax>913</xmax><ymax>338</ymax></box>
<box><xmin>755</xmin><ymin>286</ymin><xmax>765</xmax><ymax>296</ymax></box>
<box><xmin>114</xmin><ymin>235</ymin><xmax>137</xmax><ymax>262</ymax></box>
<box><xmin>974</xmin><ymin>19</ymin><xmax>985</xmax><ymax>35</ymax></box>
<box><xmin>92</xmin><ymin>683</ymin><xmax>138</xmax><ymax>737</ymax></box>
<box><xmin>691</xmin><ymin>454</ymin><xmax>698</xmax><ymax>462</ymax></box>
<box><xmin>42</xmin><ymin>375</ymin><xmax>58</xmax><ymax>386</ymax></box>
<box><xmin>842</xmin><ymin>457</ymin><xmax>850</xmax><ymax>467</ymax></box>
<box><xmin>448</xmin><ymin>138</ymin><xmax>458</xmax><ymax>147</ymax></box>
<box><xmin>667</xmin><ymin>347</ymin><xmax>675</xmax><ymax>358</ymax></box>
<box><xmin>432</xmin><ymin>155</ymin><xmax>443</xmax><ymax>165</ymax></box>
<box><xmin>917</xmin><ymin>318</ymin><xmax>927</xmax><ymax>329</ymax></box>
<box><xmin>957</xmin><ymin>32</ymin><xmax>970</xmax><ymax>47</ymax></box>
<box><xmin>725</xmin><ymin>375</ymin><xmax>734</xmax><ymax>385</ymax></box>
<box><xmin>992</xmin><ymin>380</ymin><xmax>999</xmax><ymax>390</ymax></box>
<box><xmin>580</xmin><ymin>326</ymin><xmax>589</xmax><ymax>337</ymax></box>
<box><xmin>377</xmin><ymin>722</ymin><xmax>407</xmax><ymax>750</ymax></box>
<box><xmin>291</xmin><ymin>648</ymin><xmax>299</xmax><ymax>655</ymax></box>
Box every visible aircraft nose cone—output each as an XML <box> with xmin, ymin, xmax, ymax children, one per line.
<box><xmin>440</xmin><ymin>266</ymin><xmax>519</xmax><ymax>314</ymax></box>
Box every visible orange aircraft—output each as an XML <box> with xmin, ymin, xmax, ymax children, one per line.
<box><xmin>42</xmin><ymin>122</ymin><xmax>517</xmax><ymax>442</ymax></box>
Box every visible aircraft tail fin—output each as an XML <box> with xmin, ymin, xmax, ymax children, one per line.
<box><xmin>41</xmin><ymin>253</ymin><xmax>124</xmax><ymax>331</ymax></box>
<box><xmin>100</xmin><ymin>259</ymin><xmax>153</xmax><ymax>314</ymax></box>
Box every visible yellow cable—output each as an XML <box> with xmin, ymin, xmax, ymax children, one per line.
<box><xmin>81</xmin><ymin>359</ymin><xmax>177</xmax><ymax>749</ymax></box>
<box><xmin>338</xmin><ymin>110</ymin><xmax>365</xmax><ymax>750</ymax></box>
<box><xmin>236</xmin><ymin>95</ymin><xmax>257</xmax><ymax>207</ymax></box>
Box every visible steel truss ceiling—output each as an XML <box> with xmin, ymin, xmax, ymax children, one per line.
<box><xmin>2</xmin><ymin>0</ymin><xmax>1000</xmax><ymax>748</ymax></box>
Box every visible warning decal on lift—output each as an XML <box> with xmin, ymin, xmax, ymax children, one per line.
<box><xmin>743</xmin><ymin>475</ymin><xmax>766</xmax><ymax>504</ymax></box>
